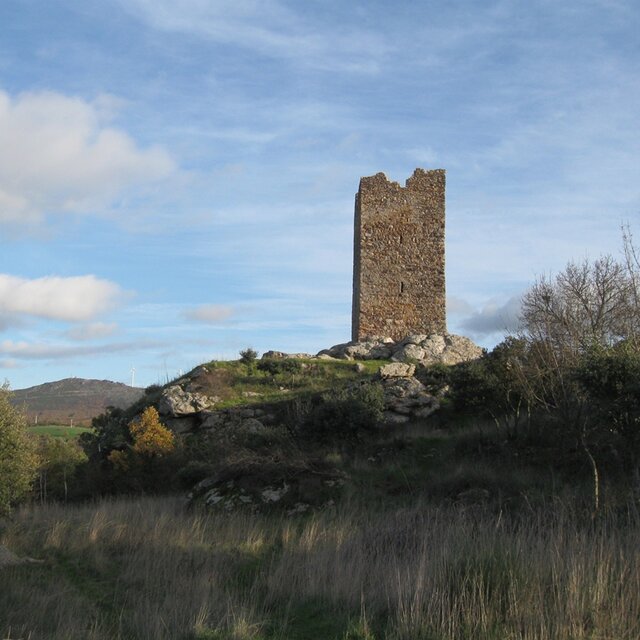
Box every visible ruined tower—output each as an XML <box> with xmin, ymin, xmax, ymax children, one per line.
<box><xmin>351</xmin><ymin>168</ymin><xmax>446</xmax><ymax>342</ymax></box>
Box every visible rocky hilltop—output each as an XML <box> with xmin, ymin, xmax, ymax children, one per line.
<box><xmin>156</xmin><ymin>333</ymin><xmax>482</xmax><ymax>433</ymax></box>
<box><xmin>148</xmin><ymin>333</ymin><xmax>483</xmax><ymax>512</ymax></box>
<box><xmin>11</xmin><ymin>378</ymin><xmax>145</xmax><ymax>425</ymax></box>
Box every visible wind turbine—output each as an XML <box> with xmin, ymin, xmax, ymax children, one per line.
<box><xmin>130</xmin><ymin>366</ymin><xmax>136</xmax><ymax>388</ymax></box>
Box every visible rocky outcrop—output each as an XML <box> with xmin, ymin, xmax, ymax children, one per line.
<box><xmin>377</xmin><ymin>366</ymin><xmax>439</xmax><ymax>424</ymax></box>
<box><xmin>199</xmin><ymin>406</ymin><xmax>274</xmax><ymax>432</ymax></box>
<box><xmin>262</xmin><ymin>351</ymin><xmax>311</xmax><ymax>359</ymax></box>
<box><xmin>379</xmin><ymin>362</ymin><xmax>415</xmax><ymax>379</ymax></box>
<box><xmin>318</xmin><ymin>333</ymin><xmax>482</xmax><ymax>367</ymax></box>
<box><xmin>188</xmin><ymin>466</ymin><xmax>346</xmax><ymax>514</ymax></box>
<box><xmin>158</xmin><ymin>385</ymin><xmax>215</xmax><ymax>417</ymax></box>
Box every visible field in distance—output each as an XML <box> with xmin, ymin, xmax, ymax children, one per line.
<box><xmin>27</xmin><ymin>424</ymin><xmax>92</xmax><ymax>439</ymax></box>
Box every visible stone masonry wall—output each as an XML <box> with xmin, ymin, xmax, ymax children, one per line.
<box><xmin>352</xmin><ymin>168</ymin><xmax>446</xmax><ymax>342</ymax></box>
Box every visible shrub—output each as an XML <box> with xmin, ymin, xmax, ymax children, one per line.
<box><xmin>130</xmin><ymin>406</ymin><xmax>176</xmax><ymax>457</ymax></box>
<box><xmin>257</xmin><ymin>358</ymin><xmax>303</xmax><ymax>376</ymax></box>
<box><xmin>239</xmin><ymin>347</ymin><xmax>258</xmax><ymax>366</ymax></box>
<box><xmin>298</xmin><ymin>383</ymin><xmax>384</xmax><ymax>446</ymax></box>
<box><xmin>417</xmin><ymin>362</ymin><xmax>452</xmax><ymax>394</ymax></box>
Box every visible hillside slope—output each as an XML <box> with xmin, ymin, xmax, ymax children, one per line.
<box><xmin>11</xmin><ymin>378</ymin><xmax>145</xmax><ymax>426</ymax></box>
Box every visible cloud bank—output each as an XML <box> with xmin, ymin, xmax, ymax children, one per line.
<box><xmin>460</xmin><ymin>296</ymin><xmax>522</xmax><ymax>338</ymax></box>
<box><xmin>118</xmin><ymin>0</ymin><xmax>386</xmax><ymax>72</ymax></box>
<box><xmin>184</xmin><ymin>304</ymin><xmax>234</xmax><ymax>324</ymax></box>
<box><xmin>0</xmin><ymin>274</ymin><xmax>125</xmax><ymax>322</ymax></box>
<box><xmin>0</xmin><ymin>89</ymin><xmax>175</xmax><ymax>224</ymax></box>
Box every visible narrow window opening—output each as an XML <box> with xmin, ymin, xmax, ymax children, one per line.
<box><xmin>400</xmin><ymin>281</ymin><xmax>405</xmax><ymax>294</ymax></box>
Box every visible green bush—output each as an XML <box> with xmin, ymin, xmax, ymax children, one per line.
<box><xmin>298</xmin><ymin>383</ymin><xmax>384</xmax><ymax>446</ymax></box>
<box><xmin>417</xmin><ymin>362</ymin><xmax>452</xmax><ymax>394</ymax></box>
<box><xmin>239</xmin><ymin>347</ymin><xmax>258</xmax><ymax>365</ymax></box>
<box><xmin>256</xmin><ymin>358</ymin><xmax>303</xmax><ymax>376</ymax></box>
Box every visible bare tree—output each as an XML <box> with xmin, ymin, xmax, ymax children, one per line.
<box><xmin>521</xmin><ymin>255</ymin><xmax>634</xmax><ymax>357</ymax></box>
<box><xmin>518</xmin><ymin>235</ymin><xmax>640</xmax><ymax>515</ymax></box>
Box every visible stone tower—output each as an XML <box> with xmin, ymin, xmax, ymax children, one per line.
<box><xmin>351</xmin><ymin>168</ymin><xmax>446</xmax><ymax>342</ymax></box>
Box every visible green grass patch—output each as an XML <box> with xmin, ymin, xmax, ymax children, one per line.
<box><xmin>28</xmin><ymin>425</ymin><xmax>93</xmax><ymax>439</ymax></box>
<box><xmin>200</xmin><ymin>358</ymin><xmax>388</xmax><ymax>409</ymax></box>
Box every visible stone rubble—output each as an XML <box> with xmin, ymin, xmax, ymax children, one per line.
<box><xmin>318</xmin><ymin>333</ymin><xmax>482</xmax><ymax>367</ymax></box>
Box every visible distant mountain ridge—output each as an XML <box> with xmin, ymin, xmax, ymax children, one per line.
<box><xmin>11</xmin><ymin>378</ymin><xmax>145</xmax><ymax>426</ymax></box>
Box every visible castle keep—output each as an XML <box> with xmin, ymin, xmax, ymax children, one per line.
<box><xmin>351</xmin><ymin>168</ymin><xmax>446</xmax><ymax>342</ymax></box>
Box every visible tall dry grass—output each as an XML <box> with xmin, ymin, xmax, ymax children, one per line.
<box><xmin>1</xmin><ymin>496</ymin><xmax>639</xmax><ymax>639</ymax></box>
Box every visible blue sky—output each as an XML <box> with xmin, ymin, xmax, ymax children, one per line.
<box><xmin>1</xmin><ymin>0</ymin><xmax>639</xmax><ymax>389</ymax></box>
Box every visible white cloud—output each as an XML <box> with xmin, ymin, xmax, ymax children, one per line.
<box><xmin>0</xmin><ymin>89</ymin><xmax>175</xmax><ymax>224</ymax></box>
<box><xmin>0</xmin><ymin>339</ymin><xmax>163</xmax><ymax>361</ymax></box>
<box><xmin>184</xmin><ymin>304</ymin><xmax>234</xmax><ymax>324</ymax></box>
<box><xmin>447</xmin><ymin>296</ymin><xmax>474</xmax><ymax>316</ymax></box>
<box><xmin>0</xmin><ymin>274</ymin><xmax>125</xmax><ymax>322</ymax></box>
<box><xmin>460</xmin><ymin>296</ymin><xmax>523</xmax><ymax>338</ymax></box>
<box><xmin>118</xmin><ymin>0</ymin><xmax>387</xmax><ymax>72</ymax></box>
<box><xmin>65</xmin><ymin>322</ymin><xmax>119</xmax><ymax>341</ymax></box>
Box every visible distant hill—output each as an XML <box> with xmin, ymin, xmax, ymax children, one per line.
<box><xmin>11</xmin><ymin>378</ymin><xmax>145</xmax><ymax>426</ymax></box>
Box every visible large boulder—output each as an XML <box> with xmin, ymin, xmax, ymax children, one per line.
<box><xmin>262</xmin><ymin>351</ymin><xmax>311</xmax><ymax>359</ymax></box>
<box><xmin>317</xmin><ymin>337</ymin><xmax>395</xmax><ymax>360</ymax></box>
<box><xmin>320</xmin><ymin>333</ymin><xmax>481</xmax><ymax>367</ymax></box>
<box><xmin>158</xmin><ymin>385</ymin><xmax>215</xmax><ymax>417</ymax></box>
<box><xmin>440</xmin><ymin>334</ymin><xmax>484</xmax><ymax>365</ymax></box>
<box><xmin>380</xmin><ymin>376</ymin><xmax>439</xmax><ymax>423</ymax></box>
<box><xmin>392</xmin><ymin>343</ymin><xmax>426</xmax><ymax>363</ymax></box>
<box><xmin>378</xmin><ymin>362</ymin><xmax>416</xmax><ymax>379</ymax></box>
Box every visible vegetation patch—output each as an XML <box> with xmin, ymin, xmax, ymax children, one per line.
<box><xmin>28</xmin><ymin>424</ymin><xmax>92</xmax><ymax>439</ymax></box>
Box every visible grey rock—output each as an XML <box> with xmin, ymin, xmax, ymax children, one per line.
<box><xmin>382</xmin><ymin>376</ymin><xmax>427</xmax><ymax>398</ymax></box>
<box><xmin>392</xmin><ymin>343</ymin><xmax>427</xmax><ymax>363</ymax></box>
<box><xmin>379</xmin><ymin>362</ymin><xmax>416</xmax><ymax>379</ymax></box>
<box><xmin>368</xmin><ymin>344</ymin><xmax>394</xmax><ymax>359</ymax></box>
<box><xmin>440</xmin><ymin>334</ymin><xmax>484</xmax><ymax>365</ymax></box>
<box><xmin>401</xmin><ymin>334</ymin><xmax>429</xmax><ymax>346</ymax></box>
<box><xmin>381</xmin><ymin>375</ymin><xmax>439</xmax><ymax>424</ymax></box>
<box><xmin>420</xmin><ymin>334</ymin><xmax>447</xmax><ymax>362</ymax></box>
<box><xmin>262</xmin><ymin>351</ymin><xmax>311</xmax><ymax>359</ymax></box>
<box><xmin>158</xmin><ymin>385</ymin><xmax>213</xmax><ymax>416</ymax></box>
<box><xmin>321</xmin><ymin>333</ymin><xmax>481</xmax><ymax>367</ymax></box>
<box><xmin>316</xmin><ymin>353</ymin><xmax>338</xmax><ymax>360</ymax></box>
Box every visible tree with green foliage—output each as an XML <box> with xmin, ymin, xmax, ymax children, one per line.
<box><xmin>0</xmin><ymin>385</ymin><xmax>38</xmax><ymax>515</ymax></box>
<box><xmin>36</xmin><ymin>436</ymin><xmax>87</xmax><ymax>503</ymax></box>
<box><xmin>577</xmin><ymin>342</ymin><xmax>640</xmax><ymax>490</ymax></box>
<box><xmin>239</xmin><ymin>347</ymin><xmax>258</xmax><ymax>366</ymax></box>
<box><xmin>80</xmin><ymin>405</ymin><xmax>129</xmax><ymax>460</ymax></box>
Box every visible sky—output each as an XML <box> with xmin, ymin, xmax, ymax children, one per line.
<box><xmin>1</xmin><ymin>0</ymin><xmax>639</xmax><ymax>390</ymax></box>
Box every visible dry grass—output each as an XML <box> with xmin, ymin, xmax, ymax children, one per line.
<box><xmin>1</xmin><ymin>496</ymin><xmax>639</xmax><ymax>639</ymax></box>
